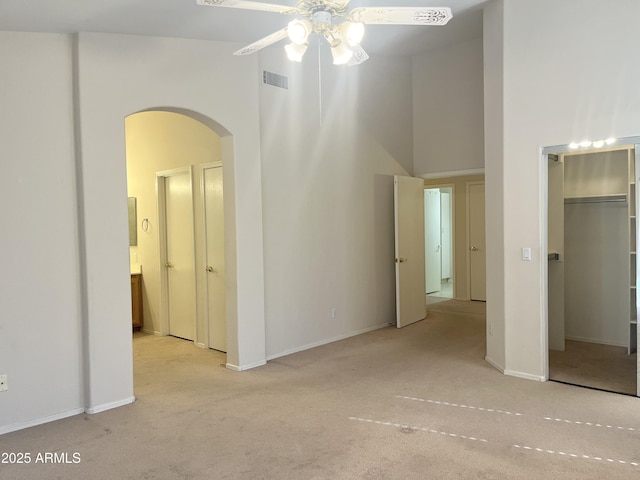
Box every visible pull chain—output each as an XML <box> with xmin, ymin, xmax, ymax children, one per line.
<box><xmin>318</xmin><ymin>39</ymin><xmax>322</xmax><ymax>126</ymax></box>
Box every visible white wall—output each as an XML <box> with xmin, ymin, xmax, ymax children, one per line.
<box><xmin>74</xmin><ymin>33</ymin><xmax>267</xmax><ymax>380</ymax></box>
<box><xmin>0</xmin><ymin>33</ymin><xmax>84</xmax><ymax>432</ymax></box>
<box><xmin>484</xmin><ymin>0</ymin><xmax>640</xmax><ymax>379</ymax></box>
<box><xmin>413</xmin><ymin>37</ymin><xmax>484</xmax><ymax>176</ymax></box>
<box><xmin>483</xmin><ymin>0</ymin><xmax>506</xmax><ymax>372</ymax></box>
<box><xmin>0</xmin><ymin>28</ymin><xmax>415</xmax><ymax>432</ymax></box>
<box><xmin>0</xmin><ymin>30</ymin><xmax>272</xmax><ymax>432</ymax></box>
<box><xmin>258</xmin><ymin>46</ymin><xmax>413</xmax><ymax>358</ymax></box>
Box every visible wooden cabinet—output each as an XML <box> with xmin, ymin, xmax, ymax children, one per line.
<box><xmin>131</xmin><ymin>273</ymin><xmax>143</xmax><ymax>330</ymax></box>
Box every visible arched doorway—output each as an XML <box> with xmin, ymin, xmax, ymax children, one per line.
<box><xmin>125</xmin><ymin>109</ymin><xmax>231</xmax><ymax>355</ymax></box>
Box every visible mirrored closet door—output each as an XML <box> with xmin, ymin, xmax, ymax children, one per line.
<box><xmin>547</xmin><ymin>141</ymin><xmax>639</xmax><ymax>396</ymax></box>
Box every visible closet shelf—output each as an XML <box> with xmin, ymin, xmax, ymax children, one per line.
<box><xmin>564</xmin><ymin>193</ymin><xmax>627</xmax><ymax>204</ymax></box>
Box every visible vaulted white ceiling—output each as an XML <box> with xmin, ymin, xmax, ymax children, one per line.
<box><xmin>0</xmin><ymin>0</ymin><xmax>485</xmax><ymax>56</ymax></box>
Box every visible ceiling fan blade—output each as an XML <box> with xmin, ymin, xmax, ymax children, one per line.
<box><xmin>233</xmin><ymin>27</ymin><xmax>289</xmax><ymax>55</ymax></box>
<box><xmin>347</xmin><ymin>45</ymin><xmax>369</xmax><ymax>66</ymax></box>
<box><xmin>197</xmin><ymin>0</ymin><xmax>294</xmax><ymax>15</ymax></box>
<box><xmin>349</xmin><ymin>7</ymin><xmax>452</xmax><ymax>25</ymax></box>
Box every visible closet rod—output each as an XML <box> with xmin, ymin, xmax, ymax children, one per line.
<box><xmin>564</xmin><ymin>194</ymin><xmax>627</xmax><ymax>204</ymax></box>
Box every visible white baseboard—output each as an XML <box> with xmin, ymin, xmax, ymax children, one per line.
<box><xmin>225</xmin><ymin>360</ymin><xmax>267</xmax><ymax>372</ymax></box>
<box><xmin>565</xmin><ymin>335</ymin><xmax>626</xmax><ymax>348</ymax></box>
<box><xmin>195</xmin><ymin>342</ymin><xmax>206</xmax><ymax>349</ymax></box>
<box><xmin>266</xmin><ymin>322</ymin><xmax>391</xmax><ymax>362</ymax></box>
<box><xmin>141</xmin><ymin>328</ymin><xmax>160</xmax><ymax>336</ymax></box>
<box><xmin>0</xmin><ymin>407</ymin><xmax>85</xmax><ymax>436</ymax></box>
<box><xmin>486</xmin><ymin>356</ymin><xmax>545</xmax><ymax>382</ymax></box>
<box><xmin>484</xmin><ymin>356</ymin><xmax>504</xmax><ymax>373</ymax></box>
<box><xmin>85</xmin><ymin>396</ymin><xmax>136</xmax><ymax>415</ymax></box>
<box><xmin>504</xmin><ymin>369</ymin><xmax>545</xmax><ymax>382</ymax></box>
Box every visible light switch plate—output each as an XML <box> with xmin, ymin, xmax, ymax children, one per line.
<box><xmin>522</xmin><ymin>247</ymin><xmax>532</xmax><ymax>261</ymax></box>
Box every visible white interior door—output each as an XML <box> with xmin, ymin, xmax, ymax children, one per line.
<box><xmin>165</xmin><ymin>172</ymin><xmax>196</xmax><ymax>341</ymax></box>
<box><xmin>424</xmin><ymin>189</ymin><xmax>442</xmax><ymax>294</ymax></box>
<box><xmin>395</xmin><ymin>176</ymin><xmax>427</xmax><ymax>328</ymax></box>
<box><xmin>468</xmin><ymin>183</ymin><xmax>486</xmax><ymax>301</ymax></box>
<box><xmin>204</xmin><ymin>165</ymin><xmax>226</xmax><ymax>352</ymax></box>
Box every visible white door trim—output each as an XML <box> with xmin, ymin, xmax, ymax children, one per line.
<box><xmin>156</xmin><ymin>166</ymin><xmax>197</xmax><ymax>340</ymax></box>
<box><xmin>539</xmin><ymin>149</ymin><xmax>550</xmax><ymax>380</ymax></box>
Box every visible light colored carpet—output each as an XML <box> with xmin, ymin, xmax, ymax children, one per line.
<box><xmin>2</xmin><ymin>301</ymin><xmax>640</xmax><ymax>479</ymax></box>
<box><xmin>549</xmin><ymin>339</ymin><xmax>637</xmax><ymax>395</ymax></box>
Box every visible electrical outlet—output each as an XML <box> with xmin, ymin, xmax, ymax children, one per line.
<box><xmin>0</xmin><ymin>374</ymin><xmax>7</xmax><ymax>392</ymax></box>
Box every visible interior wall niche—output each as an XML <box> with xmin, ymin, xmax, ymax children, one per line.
<box><xmin>547</xmin><ymin>144</ymin><xmax>638</xmax><ymax>396</ymax></box>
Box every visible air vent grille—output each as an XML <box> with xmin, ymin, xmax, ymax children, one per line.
<box><xmin>263</xmin><ymin>71</ymin><xmax>288</xmax><ymax>90</ymax></box>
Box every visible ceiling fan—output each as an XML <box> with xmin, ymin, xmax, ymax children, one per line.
<box><xmin>196</xmin><ymin>0</ymin><xmax>453</xmax><ymax>66</ymax></box>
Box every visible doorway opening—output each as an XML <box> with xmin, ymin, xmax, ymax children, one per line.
<box><xmin>544</xmin><ymin>139</ymin><xmax>639</xmax><ymax>396</ymax></box>
<box><xmin>422</xmin><ymin>173</ymin><xmax>486</xmax><ymax>304</ymax></box>
<box><xmin>125</xmin><ymin>110</ymin><xmax>231</xmax><ymax>393</ymax></box>
<box><xmin>424</xmin><ymin>187</ymin><xmax>454</xmax><ymax>304</ymax></box>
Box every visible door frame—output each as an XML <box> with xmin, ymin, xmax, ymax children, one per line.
<box><xmin>424</xmin><ymin>188</ymin><xmax>442</xmax><ymax>294</ymax></box>
<box><xmin>424</xmin><ymin>183</ymin><xmax>456</xmax><ymax>299</ymax></box>
<box><xmin>156</xmin><ymin>166</ymin><xmax>197</xmax><ymax>339</ymax></box>
<box><xmin>200</xmin><ymin>161</ymin><xmax>225</xmax><ymax>350</ymax></box>
<box><xmin>541</xmin><ymin>137</ymin><xmax>640</xmax><ymax>393</ymax></box>
<box><xmin>466</xmin><ymin>181</ymin><xmax>485</xmax><ymax>301</ymax></box>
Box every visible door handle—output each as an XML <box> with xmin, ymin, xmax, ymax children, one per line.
<box><xmin>206</xmin><ymin>266</ymin><xmax>217</xmax><ymax>273</ymax></box>
<box><xmin>395</xmin><ymin>258</ymin><xmax>408</xmax><ymax>263</ymax></box>
<box><xmin>165</xmin><ymin>262</ymin><xmax>174</xmax><ymax>268</ymax></box>
<box><xmin>470</xmin><ymin>246</ymin><xmax>478</xmax><ymax>252</ymax></box>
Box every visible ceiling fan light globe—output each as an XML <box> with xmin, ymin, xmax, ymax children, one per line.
<box><xmin>331</xmin><ymin>41</ymin><xmax>354</xmax><ymax>65</ymax></box>
<box><xmin>287</xmin><ymin>19</ymin><xmax>312</xmax><ymax>45</ymax></box>
<box><xmin>341</xmin><ymin>21</ymin><xmax>365</xmax><ymax>47</ymax></box>
<box><xmin>285</xmin><ymin>42</ymin><xmax>308</xmax><ymax>62</ymax></box>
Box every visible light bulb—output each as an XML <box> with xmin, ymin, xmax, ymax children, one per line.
<box><xmin>341</xmin><ymin>21</ymin><xmax>365</xmax><ymax>47</ymax></box>
<box><xmin>285</xmin><ymin>42</ymin><xmax>307</xmax><ymax>62</ymax></box>
<box><xmin>569</xmin><ymin>143</ymin><xmax>579</xmax><ymax>149</ymax></box>
<box><xmin>287</xmin><ymin>19</ymin><xmax>311</xmax><ymax>45</ymax></box>
<box><xmin>605</xmin><ymin>137</ymin><xmax>616</xmax><ymax>145</ymax></box>
<box><xmin>592</xmin><ymin>140</ymin><xmax>605</xmax><ymax>148</ymax></box>
<box><xmin>579</xmin><ymin>140</ymin><xmax>592</xmax><ymax>148</ymax></box>
<box><xmin>331</xmin><ymin>41</ymin><xmax>353</xmax><ymax>65</ymax></box>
